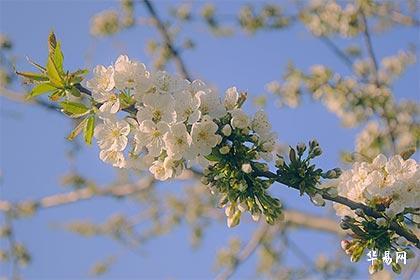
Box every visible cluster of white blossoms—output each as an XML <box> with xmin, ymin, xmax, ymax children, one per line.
<box><xmin>334</xmin><ymin>154</ymin><xmax>420</xmax><ymax>220</ymax></box>
<box><xmin>86</xmin><ymin>55</ymin><xmax>277</xmax><ymax>181</ymax></box>
<box><xmin>301</xmin><ymin>0</ymin><xmax>360</xmax><ymax>38</ymax></box>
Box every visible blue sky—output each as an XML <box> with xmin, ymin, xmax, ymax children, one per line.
<box><xmin>0</xmin><ymin>0</ymin><xmax>418</xmax><ymax>279</ymax></box>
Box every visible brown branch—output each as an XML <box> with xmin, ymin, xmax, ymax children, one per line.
<box><xmin>360</xmin><ymin>10</ymin><xmax>399</xmax><ymax>154</ymax></box>
<box><xmin>216</xmin><ymin>222</ymin><xmax>270</xmax><ymax>280</ymax></box>
<box><xmin>0</xmin><ymin>176</ymin><xmax>155</xmax><ymax>214</ymax></box>
<box><xmin>255</xmin><ymin>169</ymin><xmax>420</xmax><ymax>249</ymax></box>
<box><xmin>142</xmin><ymin>0</ymin><xmax>192</xmax><ymax>80</ymax></box>
<box><xmin>283</xmin><ymin>210</ymin><xmax>343</xmax><ymax>235</ymax></box>
<box><xmin>319</xmin><ymin>36</ymin><xmax>354</xmax><ymax>72</ymax></box>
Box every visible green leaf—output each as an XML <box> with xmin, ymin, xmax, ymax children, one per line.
<box><xmin>68</xmin><ymin>87</ymin><xmax>81</xmax><ymax>97</ymax></box>
<box><xmin>46</xmin><ymin>56</ymin><xmax>63</xmax><ymax>87</ymax></box>
<box><xmin>26</xmin><ymin>83</ymin><xmax>57</xmax><ymax>99</ymax></box>
<box><xmin>73</xmin><ymin>69</ymin><xmax>89</xmax><ymax>76</ymax></box>
<box><xmin>67</xmin><ymin>117</ymin><xmax>88</xmax><ymax>141</ymax></box>
<box><xmin>16</xmin><ymin>71</ymin><xmax>49</xmax><ymax>82</ymax></box>
<box><xmin>53</xmin><ymin>41</ymin><xmax>64</xmax><ymax>74</ymax></box>
<box><xmin>60</xmin><ymin>101</ymin><xmax>90</xmax><ymax>118</ymax></box>
<box><xmin>84</xmin><ymin>116</ymin><xmax>95</xmax><ymax>145</ymax></box>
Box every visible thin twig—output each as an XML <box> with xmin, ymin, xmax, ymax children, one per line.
<box><xmin>216</xmin><ymin>222</ymin><xmax>270</xmax><ymax>280</ymax></box>
<box><xmin>142</xmin><ymin>0</ymin><xmax>192</xmax><ymax>80</ymax></box>
<box><xmin>319</xmin><ymin>36</ymin><xmax>354</xmax><ymax>72</ymax></box>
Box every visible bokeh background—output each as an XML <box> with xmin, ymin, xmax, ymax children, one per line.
<box><xmin>0</xmin><ymin>0</ymin><xmax>418</xmax><ymax>279</ymax></box>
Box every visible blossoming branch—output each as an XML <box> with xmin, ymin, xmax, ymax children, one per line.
<box><xmin>17</xmin><ymin>32</ymin><xmax>419</xmax><ymax>275</ymax></box>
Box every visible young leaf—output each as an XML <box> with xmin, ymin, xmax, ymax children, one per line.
<box><xmin>60</xmin><ymin>101</ymin><xmax>90</xmax><ymax>118</ymax></box>
<box><xmin>46</xmin><ymin>56</ymin><xmax>63</xmax><ymax>87</ymax></box>
<box><xmin>84</xmin><ymin>116</ymin><xmax>95</xmax><ymax>145</ymax></box>
<box><xmin>67</xmin><ymin>117</ymin><xmax>89</xmax><ymax>141</ymax></box>
<box><xmin>68</xmin><ymin>87</ymin><xmax>81</xmax><ymax>97</ymax></box>
<box><xmin>53</xmin><ymin>41</ymin><xmax>64</xmax><ymax>74</ymax></box>
<box><xmin>16</xmin><ymin>71</ymin><xmax>49</xmax><ymax>82</ymax></box>
<box><xmin>26</xmin><ymin>83</ymin><xmax>57</xmax><ymax>99</ymax></box>
<box><xmin>48</xmin><ymin>32</ymin><xmax>57</xmax><ymax>54</ymax></box>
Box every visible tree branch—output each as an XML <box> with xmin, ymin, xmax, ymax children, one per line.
<box><xmin>142</xmin><ymin>0</ymin><xmax>192</xmax><ymax>80</ymax></box>
<box><xmin>216</xmin><ymin>222</ymin><xmax>270</xmax><ymax>280</ymax></box>
<box><xmin>0</xmin><ymin>176</ymin><xmax>155</xmax><ymax>214</ymax></box>
<box><xmin>255</xmin><ymin>169</ymin><xmax>420</xmax><ymax>249</ymax></box>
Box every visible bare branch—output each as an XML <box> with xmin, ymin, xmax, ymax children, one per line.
<box><xmin>216</xmin><ymin>222</ymin><xmax>270</xmax><ymax>280</ymax></box>
<box><xmin>142</xmin><ymin>0</ymin><xmax>192</xmax><ymax>80</ymax></box>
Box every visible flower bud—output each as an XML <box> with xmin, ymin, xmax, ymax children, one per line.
<box><xmin>275</xmin><ymin>157</ymin><xmax>284</xmax><ymax>168</ymax></box>
<box><xmin>406</xmin><ymin>248</ymin><xmax>415</xmax><ymax>259</ymax></box>
<box><xmin>227</xmin><ymin>211</ymin><xmax>241</xmax><ymax>228</ymax></box>
<box><xmin>241</xmin><ymin>127</ymin><xmax>250</xmax><ymax>135</ymax></box>
<box><xmin>219</xmin><ymin>146</ymin><xmax>230</xmax><ymax>155</ymax></box>
<box><xmin>237</xmin><ymin>180</ymin><xmax>248</xmax><ymax>192</ymax></box>
<box><xmin>340</xmin><ymin>221</ymin><xmax>350</xmax><ymax>230</ymax></box>
<box><xmin>225</xmin><ymin>204</ymin><xmax>235</xmax><ymax>217</ymax></box>
<box><xmin>333</xmin><ymin>168</ymin><xmax>342</xmax><ymax>177</ymax></box>
<box><xmin>200</xmin><ymin>177</ymin><xmax>209</xmax><ymax>185</ymax></box>
<box><xmin>309</xmin><ymin>139</ymin><xmax>319</xmax><ymax>150</ymax></box>
<box><xmin>324</xmin><ymin>169</ymin><xmax>337</xmax><ymax>179</ymax></box>
<box><xmin>376</xmin><ymin>217</ymin><xmax>387</xmax><ymax>227</ymax></box>
<box><xmin>237</xmin><ymin>202</ymin><xmax>248</xmax><ymax>212</ymax></box>
<box><xmin>297</xmin><ymin>142</ymin><xmax>306</xmax><ymax>155</ymax></box>
<box><xmin>350</xmin><ymin>245</ymin><xmax>363</xmax><ymax>262</ymax></box>
<box><xmin>341</xmin><ymin>240</ymin><xmax>351</xmax><ymax>251</ymax></box>
<box><xmin>311</xmin><ymin>193</ymin><xmax>325</xmax><ymax>207</ymax></box>
<box><xmin>392</xmin><ymin>263</ymin><xmax>401</xmax><ymax>274</ymax></box>
<box><xmin>250</xmin><ymin>135</ymin><xmax>259</xmax><ymax>142</ymax></box>
<box><xmin>354</xmin><ymin>208</ymin><xmax>364</xmax><ymax>217</ymax></box>
<box><xmin>289</xmin><ymin>147</ymin><xmax>297</xmax><ymax>162</ymax></box>
<box><xmin>312</xmin><ymin>147</ymin><xmax>322</xmax><ymax>157</ymax></box>
<box><xmin>251</xmin><ymin>211</ymin><xmax>261</xmax><ymax>222</ymax></box>
<box><xmin>221</xmin><ymin>124</ymin><xmax>232</xmax><ymax>136</ymax></box>
<box><xmin>327</xmin><ymin>187</ymin><xmax>338</xmax><ymax>197</ymax></box>
<box><xmin>241</xmin><ymin>163</ymin><xmax>252</xmax><ymax>174</ymax></box>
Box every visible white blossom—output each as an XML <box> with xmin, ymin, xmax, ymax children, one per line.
<box><xmin>99</xmin><ymin>150</ymin><xmax>125</xmax><ymax>168</ymax></box>
<box><xmin>136</xmin><ymin>93</ymin><xmax>176</xmax><ymax>124</ymax></box>
<box><xmin>86</xmin><ymin>65</ymin><xmax>115</xmax><ymax>93</ymax></box>
<box><xmin>224</xmin><ymin>86</ymin><xmax>239</xmax><ymax>110</ymax></box>
<box><xmin>94</xmin><ymin>118</ymin><xmax>130</xmax><ymax>151</ymax></box>
<box><xmin>334</xmin><ymin>154</ymin><xmax>420</xmax><ymax>218</ymax></box>
<box><xmin>173</xmin><ymin>90</ymin><xmax>201</xmax><ymax>124</ymax></box>
<box><xmin>188</xmin><ymin>115</ymin><xmax>221</xmax><ymax>158</ymax></box>
<box><xmin>149</xmin><ymin>160</ymin><xmax>172</xmax><ymax>181</ymax></box>
<box><xmin>114</xmin><ymin>55</ymin><xmax>148</xmax><ymax>90</ymax></box>
<box><xmin>163</xmin><ymin>123</ymin><xmax>192</xmax><ymax>160</ymax></box>
<box><xmin>196</xmin><ymin>90</ymin><xmax>226</xmax><ymax>119</ymax></box>
<box><xmin>134</xmin><ymin>120</ymin><xmax>169</xmax><ymax>157</ymax></box>
<box><xmin>230</xmin><ymin>108</ymin><xmax>249</xmax><ymax>129</ymax></box>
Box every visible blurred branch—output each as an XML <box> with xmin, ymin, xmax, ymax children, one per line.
<box><xmin>4</xmin><ymin>214</ymin><xmax>20</xmax><ymax>280</ymax></box>
<box><xmin>216</xmin><ymin>222</ymin><xmax>270</xmax><ymax>280</ymax></box>
<box><xmin>1</xmin><ymin>88</ymin><xmax>60</xmax><ymax>112</ymax></box>
<box><xmin>360</xmin><ymin>10</ymin><xmax>398</xmax><ymax>154</ymax></box>
<box><xmin>0</xmin><ymin>176</ymin><xmax>155</xmax><ymax>214</ymax></box>
<box><xmin>360</xmin><ymin>11</ymin><xmax>379</xmax><ymax>86</ymax></box>
<box><xmin>319</xmin><ymin>36</ymin><xmax>354</xmax><ymax>71</ymax></box>
<box><xmin>142</xmin><ymin>0</ymin><xmax>192</xmax><ymax>80</ymax></box>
